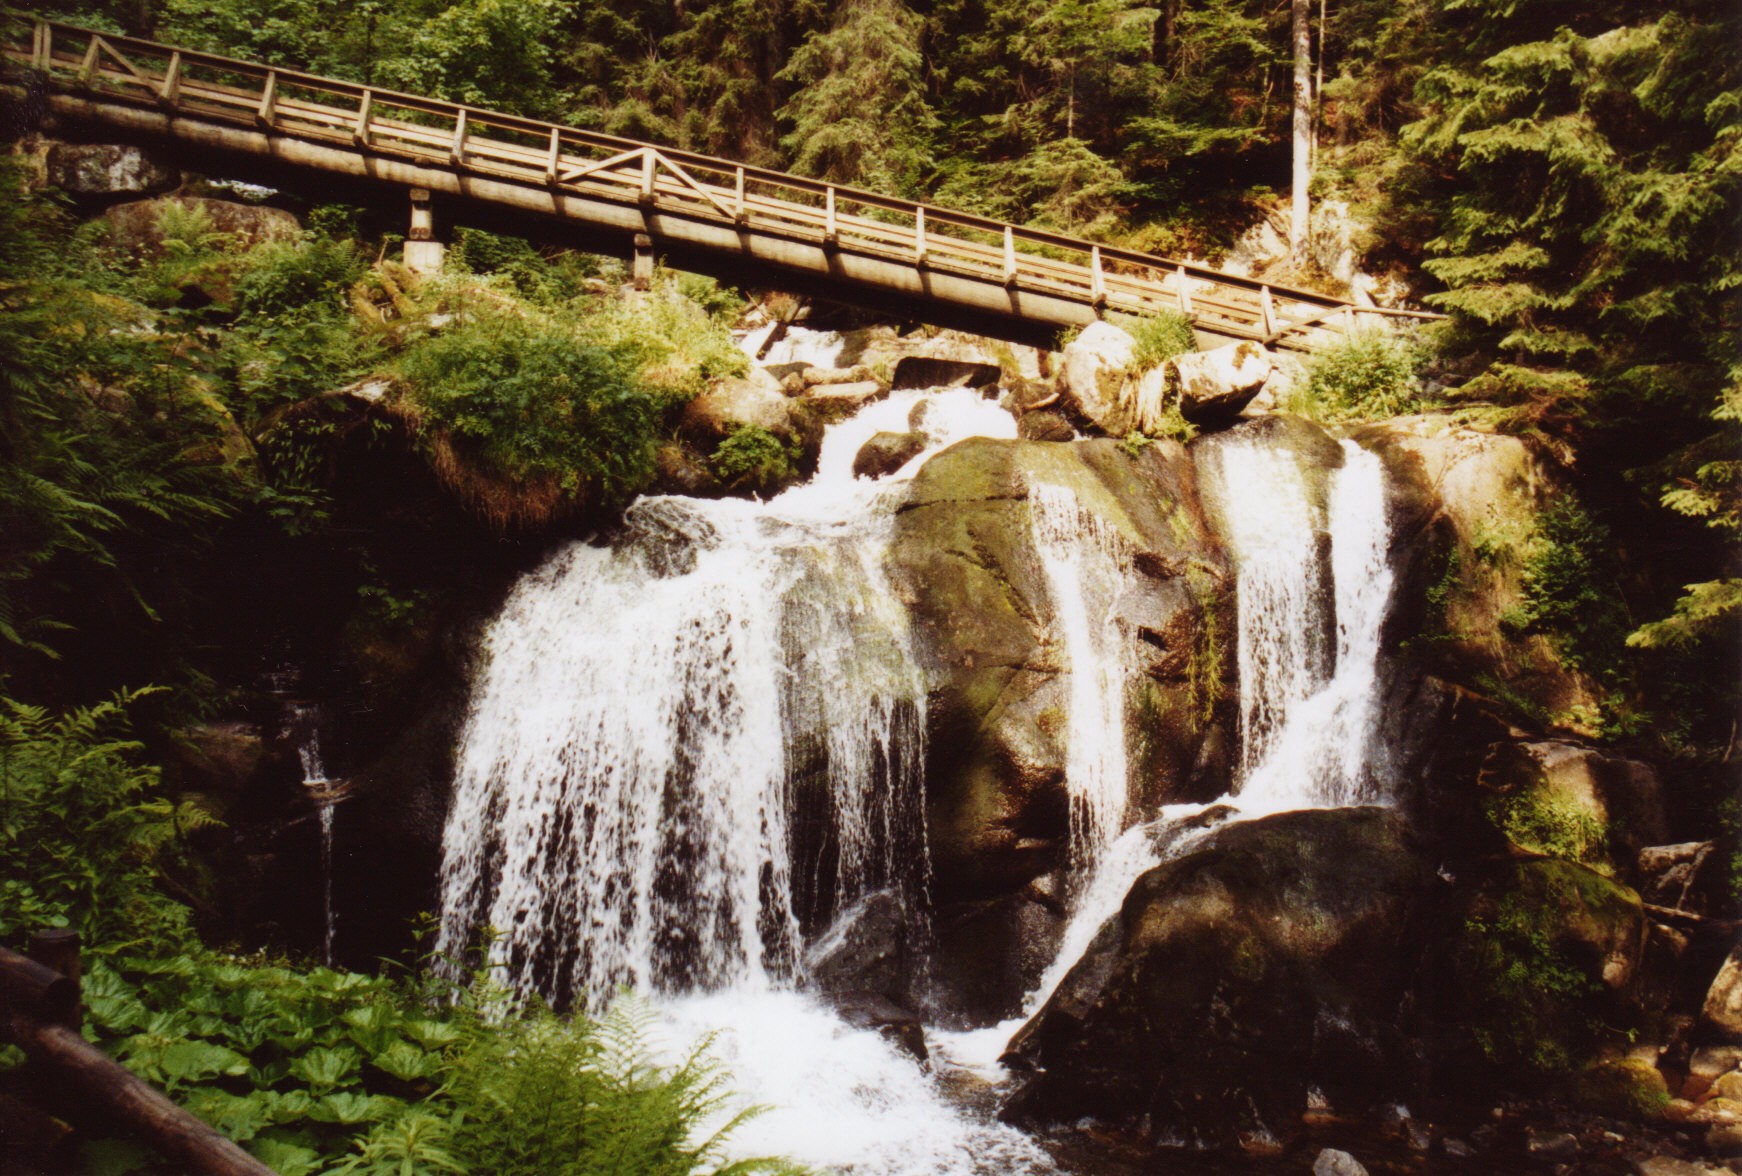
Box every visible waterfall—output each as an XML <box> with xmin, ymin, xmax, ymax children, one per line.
<box><xmin>1028</xmin><ymin>482</ymin><xmax>1135</xmax><ymax>873</ymax></box>
<box><xmin>297</xmin><ymin>728</ymin><xmax>337</xmax><ymax>968</ymax></box>
<box><xmin>436</xmin><ymin>388</ymin><xmax>1014</xmax><ymax>1010</ymax></box>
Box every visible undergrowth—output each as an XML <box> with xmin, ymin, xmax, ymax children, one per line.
<box><xmin>1288</xmin><ymin>328</ymin><xmax>1424</xmax><ymax>421</ymax></box>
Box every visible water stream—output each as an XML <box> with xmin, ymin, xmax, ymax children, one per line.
<box><xmin>438</xmin><ymin>404</ymin><xmax>1399</xmax><ymax>1172</ymax></box>
<box><xmin>297</xmin><ymin>727</ymin><xmax>338</xmax><ymax>969</ymax></box>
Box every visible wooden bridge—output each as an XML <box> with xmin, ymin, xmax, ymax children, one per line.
<box><xmin>4</xmin><ymin>16</ymin><xmax>1429</xmax><ymax>349</ymax></box>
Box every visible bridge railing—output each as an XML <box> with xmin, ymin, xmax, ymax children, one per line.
<box><xmin>6</xmin><ymin>15</ymin><xmax>1437</xmax><ymax>348</ymax></box>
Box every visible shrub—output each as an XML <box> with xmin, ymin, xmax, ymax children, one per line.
<box><xmin>711</xmin><ymin>425</ymin><xmax>799</xmax><ymax>494</ymax></box>
<box><xmin>584</xmin><ymin>279</ymin><xmax>749</xmax><ymax>396</ymax></box>
<box><xmin>1290</xmin><ymin>328</ymin><xmax>1423</xmax><ymax>421</ymax></box>
<box><xmin>398</xmin><ymin>314</ymin><xmax>666</xmax><ymax>505</ymax></box>
<box><xmin>1121</xmin><ymin>310</ymin><xmax>1197</xmax><ymax>375</ymax></box>
<box><xmin>235</xmin><ymin>235</ymin><xmax>369</xmax><ymax>321</ymax></box>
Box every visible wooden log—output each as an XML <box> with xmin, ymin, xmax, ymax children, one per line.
<box><xmin>26</xmin><ymin>930</ymin><xmax>81</xmax><ymax>1029</ymax></box>
<box><xmin>0</xmin><ymin>947</ymin><xmax>78</xmax><ymax>1027</ymax></box>
<box><xmin>0</xmin><ymin>1010</ymin><xmax>273</xmax><ymax>1176</ymax></box>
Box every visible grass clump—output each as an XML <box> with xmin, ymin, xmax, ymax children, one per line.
<box><xmin>1120</xmin><ymin>310</ymin><xmax>1197</xmax><ymax>375</ymax></box>
<box><xmin>711</xmin><ymin>425</ymin><xmax>800</xmax><ymax>495</ymax></box>
<box><xmin>1289</xmin><ymin>328</ymin><xmax>1423</xmax><ymax>421</ymax></box>
<box><xmin>398</xmin><ymin>314</ymin><xmax>666</xmax><ymax>510</ymax></box>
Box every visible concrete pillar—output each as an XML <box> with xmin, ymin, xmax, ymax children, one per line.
<box><xmin>403</xmin><ymin>187</ymin><xmax>446</xmax><ymax>274</ymax></box>
<box><xmin>631</xmin><ymin>232</ymin><xmax>654</xmax><ymax>290</ymax></box>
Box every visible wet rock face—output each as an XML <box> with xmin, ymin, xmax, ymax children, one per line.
<box><xmin>1001</xmin><ymin>807</ymin><xmax>1431</xmax><ymax>1147</ymax></box>
<box><xmin>45</xmin><ymin>142</ymin><xmax>179</xmax><ymax>200</ymax></box>
<box><xmin>886</xmin><ymin>436</ymin><xmax>1231</xmax><ymax>1016</ymax></box>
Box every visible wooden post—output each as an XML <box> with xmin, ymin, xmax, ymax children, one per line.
<box><xmin>158</xmin><ymin>51</ymin><xmax>181</xmax><ymax>106</ymax></box>
<box><xmin>1090</xmin><ymin>245</ymin><xmax>1106</xmax><ymax>309</ymax></box>
<box><xmin>353</xmin><ymin>90</ymin><xmax>373</xmax><ymax>146</ymax></box>
<box><xmin>403</xmin><ymin>188</ymin><xmax>444</xmax><ymax>273</ymax></box>
<box><xmin>255</xmin><ymin>70</ymin><xmax>277</xmax><ymax>127</ymax></box>
<box><xmin>631</xmin><ymin>232</ymin><xmax>654</xmax><ymax>290</ymax></box>
<box><xmin>914</xmin><ymin>206</ymin><xmax>928</xmax><ymax>268</ymax></box>
<box><xmin>1175</xmin><ymin>264</ymin><xmax>1193</xmax><ymax>316</ymax></box>
<box><xmin>733</xmin><ymin>167</ymin><xmax>746</xmax><ymax>225</ymax></box>
<box><xmin>26</xmin><ymin>931</ymin><xmax>80</xmax><ymax>1031</ymax></box>
<box><xmin>544</xmin><ymin>127</ymin><xmax>561</xmax><ymax>184</ymax></box>
<box><xmin>1343</xmin><ymin>305</ymin><xmax>1355</xmax><ymax>335</ymax></box>
<box><xmin>449</xmin><ymin>109</ymin><xmax>468</xmax><ymax>168</ymax></box>
<box><xmin>32</xmin><ymin>20</ymin><xmax>49</xmax><ymax>71</ymax></box>
<box><xmin>77</xmin><ymin>33</ymin><xmax>99</xmax><ymax>86</ymax></box>
<box><xmin>824</xmin><ymin>186</ymin><xmax>838</xmax><ymax>248</ymax></box>
<box><xmin>1003</xmin><ymin>226</ymin><xmax>1018</xmax><ymax>287</ymax></box>
<box><xmin>638</xmin><ymin>150</ymin><xmax>656</xmax><ymax>205</ymax></box>
<box><xmin>1260</xmin><ymin>285</ymin><xmax>1277</xmax><ymax>337</ymax></box>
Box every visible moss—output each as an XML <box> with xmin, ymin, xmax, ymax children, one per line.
<box><xmin>1566</xmin><ymin>1058</ymin><xmax>1671</xmax><ymax>1119</ymax></box>
<box><xmin>1185</xmin><ymin>559</ymin><xmax>1226</xmax><ymax>725</ymax></box>
<box><xmin>710</xmin><ymin>424</ymin><xmax>799</xmax><ymax>494</ymax></box>
<box><xmin>1484</xmin><ymin>788</ymin><xmax>1612</xmax><ymax>873</ymax></box>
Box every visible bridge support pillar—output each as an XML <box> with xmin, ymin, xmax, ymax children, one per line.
<box><xmin>631</xmin><ymin>233</ymin><xmax>655</xmax><ymax>290</ymax></box>
<box><xmin>403</xmin><ymin>188</ymin><xmax>446</xmax><ymax>275</ymax></box>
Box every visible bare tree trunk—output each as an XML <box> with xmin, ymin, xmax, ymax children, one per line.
<box><xmin>1290</xmin><ymin>0</ymin><xmax>1311</xmax><ymax>257</ymax></box>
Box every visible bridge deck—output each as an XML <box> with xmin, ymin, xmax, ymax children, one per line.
<box><xmin>5</xmin><ymin>17</ymin><xmax>1434</xmax><ymax>349</ymax></box>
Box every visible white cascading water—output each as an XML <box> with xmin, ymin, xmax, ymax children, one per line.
<box><xmin>438</xmin><ymin>386</ymin><xmax>1056</xmax><ymax>1173</ymax></box>
<box><xmin>944</xmin><ymin>432</ymin><xmax>1401</xmax><ymax>1081</ymax></box>
<box><xmin>297</xmin><ymin>732</ymin><xmax>337</xmax><ymax>968</ymax></box>
<box><xmin>1028</xmin><ymin>482</ymin><xmax>1135</xmax><ymax>873</ymax></box>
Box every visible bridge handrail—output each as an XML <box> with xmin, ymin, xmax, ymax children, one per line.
<box><xmin>5</xmin><ymin>13</ymin><xmax>1439</xmax><ymax>344</ymax></box>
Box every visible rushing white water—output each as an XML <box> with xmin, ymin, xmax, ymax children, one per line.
<box><xmin>1235</xmin><ymin>439</ymin><xmax>1396</xmax><ymax>810</ymax></box>
<box><xmin>1028</xmin><ymin>483</ymin><xmax>1135</xmax><ymax>875</ymax></box>
<box><xmin>739</xmin><ymin>324</ymin><xmax>847</xmax><ymax>368</ymax></box>
<box><xmin>297</xmin><ymin>731</ymin><xmax>337</xmax><ymax>968</ymax></box>
<box><xmin>656</xmin><ymin>990</ymin><xmax>1056</xmax><ymax>1174</ymax></box>
<box><xmin>436</xmin><ymin>387</ymin><xmax>1015</xmax><ymax>1009</ymax></box>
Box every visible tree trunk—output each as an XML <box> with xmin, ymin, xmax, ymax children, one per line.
<box><xmin>1290</xmin><ymin>0</ymin><xmax>1312</xmax><ymax>257</ymax></box>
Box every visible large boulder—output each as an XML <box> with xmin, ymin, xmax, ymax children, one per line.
<box><xmin>887</xmin><ymin>437</ymin><xmax>1232</xmax><ymax>1015</ymax></box>
<box><xmin>681</xmin><ymin>367</ymin><xmax>797</xmax><ymax>442</ymax></box>
<box><xmin>1477</xmin><ymin>740</ymin><xmax>1668</xmax><ymax>875</ymax></box>
<box><xmin>1057</xmin><ymin>321</ymin><xmax>1137</xmax><ymax>436</ymax></box>
<box><xmin>1354</xmin><ymin>415</ymin><xmax>1606</xmax><ymax>732</ymax></box>
<box><xmin>1702</xmin><ymin>943</ymin><xmax>1742</xmax><ymax>1044</ymax></box>
<box><xmin>1170</xmin><ymin>341</ymin><xmax>1276</xmax><ymax>423</ymax></box>
<box><xmin>1002</xmin><ymin>807</ymin><xmax>1432</xmax><ymax>1147</ymax></box>
<box><xmin>45</xmin><ymin>142</ymin><xmax>179</xmax><ymax>201</ymax></box>
<box><xmin>853</xmin><ymin>431</ymin><xmax>926</xmax><ymax>480</ymax></box>
<box><xmin>102</xmin><ymin>196</ymin><xmax>300</xmax><ymax>255</ymax></box>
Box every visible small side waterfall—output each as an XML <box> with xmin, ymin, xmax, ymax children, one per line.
<box><xmin>297</xmin><ymin>728</ymin><xmax>338</xmax><ymax>968</ymax></box>
<box><xmin>1028</xmin><ymin>482</ymin><xmax>1135</xmax><ymax>873</ymax></box>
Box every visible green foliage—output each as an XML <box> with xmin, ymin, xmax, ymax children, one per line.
<box><xmin>0</xmin><ymin>690</ymin><xmax>196</xmax><ymax>953</ymax></box>
<box><xmin>711</xmin><ymin>426</ymin><xmax>800</xmax><ymax>494</ymax></box>
<box><xmin>1503</xmin><ymin>501</ymin><xmax>1628</xmax><ymax>679</ymax></box>
<box><xmin>777</xmin><ymin>0</ymin><xmax>938</xmax><ymax>196</ymax></box>
<box><xmin>398</xmin><ymin>314</ymin><xmax>664</xmax><ymax>504</ymax></box>
<box><xmin>1290</xmin><ymin>329</ymin><xmax>1424</xmax><ymax>421</ymax></box>
<box><xmin>1121</xmin><ymin>311</ymin><xmax>1198</xmax><ymax>375</ymax></box>
<box><xmin>54</xmin><ymin>948</ymin><xmax>799</xmax><ymax>1175</ymax></box>
<box><xmin>582</xmin><ymin>279</ymin><xmax>751</xmax><ymax>396</ymax></box>
<box><xmin>1485</xmin><ymin>790</ymin><xmax>1611</xmax><ymax>873</ymax></box>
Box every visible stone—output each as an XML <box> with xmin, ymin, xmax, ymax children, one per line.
<box><xmin>680</xmin><ymin>368</ymin><xmax>795</xmax><ymax>443</ymax></box>
<box><xmin>1634</xmin><ymin>1158</ymin><xmax>1729</xmax><ymax>1176</ymax></box>
<box><xmin>1169</xmin><ymin>341</ymin><xmax>1276</xmax><ymax>423</ymax></box>
<box><xmin>1526</xmin><ymin>1128</ymin><xmax>1579</xmax><ymax>1161</ymax></box>
<box><xmin>102</xmin><ymin>196</ymin><xmax>300</xmax><ymax>256</ymax></box>
<box><xmin>1478</xmin><ymin>740</ymin><xmax>1667</xmax><ymax>872</ymax></box>
<box><xmin>1313</xmin><ymin>1148</ymin><xmax>1368</xmax><ymax>1176</ymax></box>
<box><xmin>1708</xmin><ymin>1123</ymin><xmax>1742</xmax><ymax>1156</ymax></box>
<box><xmin>1443</xmin><ymin>1138</ymin><xmax>1476</xmax><ymax>1158</ymax></box>
<box><xmin>1057</xmin><ymin>321</ymin><xmax>1136</xmax><ymax>435</ymax></box>
<box><xmin>1569</xmin><ymin>1058</ymin><xmax>1671</xmax><ymax>1118</ymax></box>
<box><xmin>1689</xmin><ymin>1098</ymin><xmax>1742</xmax><ymax>1125</ymax></box>
<box><xmin>45</xmin><ymin>142</ymin><xmax>178</xmax><ymax>200</ymax></box>
<box><xmin>1685</xmin><ymin>1046</ymin><xmax>1742</xmax><ymax>1099</ymax></box>
<box><xmin>803</xmin><ymin>380</ymin><xmax>885</xmax><ymax>405</ymax></box>
<box><xmin>652</xmin><ymin>440</ymin><xmax>719</xmax><ymax>496</ymax></box>
<box><xmin>890</xmin><ymin>356</ymin><xmax>1001</xmax><ymax>390</ymax></box>
<box><xmin>1701</xmin><ymin>942</ymin><xmax>1742</xmax><ymax>1043</ymax></box>
<box><xmin>804</xmin><ymin>891</ymin><xmax>909</xmax><ymax>1002</ymax></box>
<box><xmin>1002</xmin><ymin>808</ymin><xmax>1430</xmax><ymax>1146</ymax></box>
<box><xmin>833</xmin><ymin>993</ymin><xmax>929</xmax><ymax>1062</ymax></box>
<box><xmin>1017</xmin><ymin>411</ymin><xmax>1074</xmax><ymax>442</ymax></box>
<box><xmin>852</xmin><ymin>431</ymin><xmax>927</xmax><ymax>480</ymax></box>
<box><xmin>176</xmin><ymin>721</ymin><xmax>267</xmax><ymax>792</ymax></box>
<box><xmin>1638</xmin><ymin>842</ymin><xmax>1717</xmax><ymax>913</ymax></box>
<box><xmin>798</xmin><ymin>364</ymin><xmax>876</xmax><ymax>387</ymax></box>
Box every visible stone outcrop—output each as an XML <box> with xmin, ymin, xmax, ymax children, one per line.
<box><xmin>1354</xmin><ymin>414</ymin><xmax>1606</xmax><ymax>731</ymax></box>
<box><xmin>1002</xmin><ymin>808</ymin><xmax>1431</xmax><ymax>1147</ymax></box>
<box><xmin>102</xmin><ymin>196</ymin><xmax>300</xmax><ymax>254</ymax></box>
<box><xmin>1170</xmin><ymin>340</ymin><xmax>1276</xmax><ymax>422</ymax></box>
<box><xmin>852</xmin><ymin>431</ymin><xmax>926</xmax><ymax>480</ymax></box>
<box><xmin>1703</xmin><ymin>944</ymin><xmax>1742</xmax><ymax>1044</ymax></box>
<box><xmin>45</xmin><ymin>142</ymin><xmax>179</xmax><ymax>201</ymax></box>
<box><xmin>681</xmin><ymin>367</ymin><xmax>798</xmax><ymax>442</ymax></box>
<box><xmin>1057</xmin><ymin>321</ymin><xmax>1137</xmax><ymax>435</ymax></box>
<box><xmin>886</xmin><ymin>436</ymin><xmax>1232</xmax><ymax>1014</ymax></box>
<box><xmin>1478</xmin><ymin>740</ymin><xmax>1668</xmax><ymax>874</ymax></box>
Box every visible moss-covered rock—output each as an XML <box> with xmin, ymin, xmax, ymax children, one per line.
<box><xmin>1439</xmin><ymin>858</ymin><xmax>1648</xmax><ymax>1079</ymax></box>
<box><xmin>1002</xmin><ymin>807</ymin><xmax>1431</xmax><ymax>1147</ymax></box>
<box><xmin>1566</xmin><ymin>1057</ymin><xmax>1672</xmax><ymax>1119</ymax></box>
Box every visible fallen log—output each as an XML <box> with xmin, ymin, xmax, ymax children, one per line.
<box><xmin>0</xmin><ymin>944</ymin><xmax>272</xmax><ymax>1176</ymax></box>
